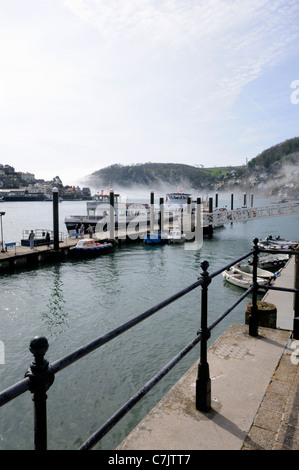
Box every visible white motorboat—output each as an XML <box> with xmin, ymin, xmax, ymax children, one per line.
<box><xmin>69</xmin><ymin>239</ymin><xmax>114</xmax><ymax>258</ymax></box>
<box><xmin>165</xmin><ymin>191</ymin><xmax>193</xmax><ymax>207</ymax></box>
<box><xmin>168</xmin><ymin>230</ymin><xmax>186</xmax><ymax>244</ymax></box>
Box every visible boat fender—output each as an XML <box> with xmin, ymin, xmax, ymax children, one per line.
<box><xmin>274</xmin><ymin>268</ymin><xmax>283</xmax><ymax>278</ymax></box>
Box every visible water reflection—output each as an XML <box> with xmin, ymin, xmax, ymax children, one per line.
<box><xmin>42</xmin><ymin>265</ymin><xmax>68</xmax><ymax>336</ymax></box>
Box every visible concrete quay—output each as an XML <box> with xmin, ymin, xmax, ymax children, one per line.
<box><xmin>118</xmin><ymin>257</ymin><xmax>299</xmax><ymax>451</ymax></box>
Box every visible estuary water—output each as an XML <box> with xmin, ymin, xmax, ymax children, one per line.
<box><xmin>0</xmin><ymin>197</ymin><xmax>298</xmax><ymax>450</ymax></box>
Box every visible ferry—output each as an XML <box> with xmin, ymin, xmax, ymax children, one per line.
<box><xmin>65</xmin><ymin>191</ymin><xmax>151</xmax><ymax>235</ymax></box>
<box><xmin>164</xmin><ymin>191</ymin><xmax>196</xmax><ymax>223</ymax></box>
<box><xmin>165</xmin><ymin>191</ymin><xmax>193</xmax><ymax>207</ymax></box>
<box><xmin>165</xmin><ymin>191</ymin><xmax>210</xmax><ymax>214</ymax></box>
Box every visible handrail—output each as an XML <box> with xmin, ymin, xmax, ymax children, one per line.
<box><xmin>78</xmin><ymin>330</ymin><xmax>204</xmax><ymax>450</ymax></box>
<box><xmin>49</xmin><ymin>249</ymin><xmax>255</xmax><ymax>376</ymax></box>
<box><xmin>0</xmin><ymin>378</ymin><xmax>30</xmax><ymax>407</ymax></box>
<box><xmin>0</xmin><ymin>240</ymin><xmax>298</xmax><ymax>450</ymax></box>
<box><xmin>50</xmin><ymin>277</ymin><xmax>205</xmax><ymax>375</ymax></box>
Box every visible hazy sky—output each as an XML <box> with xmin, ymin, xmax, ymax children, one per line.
<box><xmin>1</xmin><ymin>0</ymin><xmax>299</xmax><ymax>185</ymax></box>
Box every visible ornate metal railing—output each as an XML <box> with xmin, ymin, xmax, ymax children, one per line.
<box><xmin>0</xmin><ymin>239</ymin><xmax>298</xmax><ymax>450</ymax></box>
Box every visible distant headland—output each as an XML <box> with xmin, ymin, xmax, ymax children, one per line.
<box><xmin>1</xmin><ymin>137</ymin><xmax>298</xmax><ymax>200</ymax></box>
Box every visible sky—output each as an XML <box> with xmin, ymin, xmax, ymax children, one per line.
<box><xmin>0</xmin><ymin>0</ymin><xmax>299</xmax><ymax>186</ymax></box>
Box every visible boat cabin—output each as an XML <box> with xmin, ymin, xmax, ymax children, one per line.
<box><xmin>75</xmin><ymin>239</ymin><xmax>98</xmax><ymax>248</ymax></box>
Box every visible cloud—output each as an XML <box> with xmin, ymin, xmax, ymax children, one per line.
<box><xmin>62</xmin><ymin>0</ymin><xmax>299</xmax><ymax>115</ymax></box>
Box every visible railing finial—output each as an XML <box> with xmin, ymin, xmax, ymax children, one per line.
<box><xmin>29</xmin><ymin>336</ymin><xmax>49</xmax><ymax>360</ymax></box>
<box><xmin>25</xmin><ymin>336</ymin><xmax>55</xmax><ymax>394</ymax></box>
<box><xmin>200</xmin><ymin>260</ymin><xmax>209</xmax><ymax>272</ymax></box>
<box><xmin>25</xmin><ymin>336</ymin><xmax>54</xmax><ymax>450</ymax></box>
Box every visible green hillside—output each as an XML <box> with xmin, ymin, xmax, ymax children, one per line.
<box><xmin>88</xmin><ymin>162</ymin><xmax>244</xmax><ymax>190</ymax></box>
<box><xmin>248</xmin><ymin>137</ymin><xmax>299</xmax><ymax>171</ymax></box>
<box><xmin>87</xmin><ymin>137</ymin><xmax>299</xmax><ymax>197</ymax></box>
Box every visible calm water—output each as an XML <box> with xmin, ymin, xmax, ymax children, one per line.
<box><xmin>0</xmin><ymin>197</ymin><xmax>298</xmax><ymax>450</ymax></box>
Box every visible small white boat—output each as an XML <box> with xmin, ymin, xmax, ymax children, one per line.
<box><xmin>168</xmin><ymin>230</ymin><xmax>186</xmax><ymax>244</ymax></box>
<box><xmin>222</xmin><ymin>266</ymin><xmax>271</xmax><ymax>289</ymax></box>
<box><xmin>233</xmin><ymin>262</ymin><xmax>275</xmax><ymax>280</ymax></box>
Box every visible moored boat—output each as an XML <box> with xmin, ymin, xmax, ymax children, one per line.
<box><xmin>222</xmin><ymin>267</ymin><xmax>270</xmax><ymax>289</ymax></box>
<box><xmin>249</xmin><ymin>253</ymin><xmax>289</xmax><ymax>269</ymax></box>
<box><xmin>258</xmin><ymin>235</ymin><xmax>298</xmax><ymax>250</ymax></box>
<box><xmin>168</xmin><ymin>230</ymin><xmax>186</xmax><ymax>244</ymax></box>
<box><xmin>165</xmin><ymin>191</ymin><xmax>193</xmax><ymax>207</ymax></box>
<box><xmin>233</xmin><ymin>261</ymin><xmax>276</xmax><ymax>280</ymax></box>
<box><xmin>69</xmin><ymin>238</ymin><xmax>114</xmax><ymax>258</ymax></box>
<box><xmin>142</xmin><ymin>231</ymin><xmax>169</xmax><ymax>245</ymax></box>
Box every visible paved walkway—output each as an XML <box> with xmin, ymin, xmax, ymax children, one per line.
<box><xmin>243</xmin><ymin>341</ymin><xmax>299</xmax><ymax>450</ymax></box>
<box><xmin>117</xmin><ymin>257</ymin><xmax>299</xmax><ymax>451</ymax></box>
<box><xmin>244</xmin><ymin>256</ymin><xmax>299</xmax><ymax>450</ymax></box>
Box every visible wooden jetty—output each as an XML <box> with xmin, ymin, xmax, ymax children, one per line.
<box><xmin>0</xmin><ymin>226</ymin><xmax>153</xmax><ymax>271</ymax></box>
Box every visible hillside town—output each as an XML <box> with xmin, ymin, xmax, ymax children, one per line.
<box><xmin>0</xmin><ymin>164</ymin><xmax>91</xmax><ymax>200</ymax></box>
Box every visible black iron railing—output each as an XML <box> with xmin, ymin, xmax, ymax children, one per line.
<box><xmin>1</xmin><ymin>238</ymin><xmax>298</xmax><ymax>450</ymax></box>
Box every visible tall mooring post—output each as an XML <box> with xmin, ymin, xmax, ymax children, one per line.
<box><xmin>0</xmin><ymin>211</ymin><xmax>5</xmax><ymax>253</ymax></box>
<box><xmin>208</xmin><ymin>197</ymin><xmax>213</xmax><ymax>239</ymax></box>
<box><xmin>159</xmin><ymin>197</ymin><xmax>164</xmax><ymax>233</ymax></box>
<box><xmin>150</xmin><ymin>191</ymin><xmax>154</xmax><ymax>235</ymax></box>
<box><xmin>230</xmin><ymin>194</ymin><xmax>234</xmax><ymax>226</ymax></box>
<box><xmin>52</xmin><ymin>188</ymin><xmax>59</xmax><ymax>251</ymax></box>
<box><xmin>109</xmin><ymin>190</ymin><xmax>115</xmax><ymax>241</ymax></box>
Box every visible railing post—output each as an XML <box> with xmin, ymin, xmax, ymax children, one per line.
<box><xmin>293</xmin><ymin>252</ymin><xmax>299</xmax><ymax>339</ymax></box>
<box><xmin>196</xmin><ymin>260</ymin><xmax>211</xmax><ymax>412</ymax></box>
<box><xmin>25</xmin><ymin>336</ymin><xmax>55</xmax><ymax>450</ymax></box>
<box><xmin>249</xmin><ymin>238</ymin><xmax>259</xmax><ymax>336</ymax></box>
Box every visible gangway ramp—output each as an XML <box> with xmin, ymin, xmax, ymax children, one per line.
<box><xmin>203</xmin><ymin>200</ymin><xmax>299</xmax><ymax>228</ymax></box>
